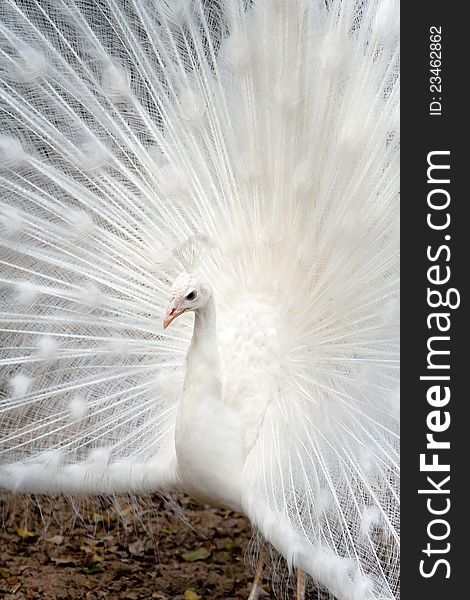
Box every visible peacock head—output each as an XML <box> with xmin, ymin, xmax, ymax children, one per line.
<box><xmin>163</xmin><ymin>272</ymin><xmax>210</xmax><ymax>330</ymax></box>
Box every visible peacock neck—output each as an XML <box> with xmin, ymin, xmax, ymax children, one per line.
<box><xmin>184</xmin><ymin>294</ymin><xmax>222</xmax><ymax>399</ymax></box>
<box><xmin>192</xmin><ymin>294</ymin><xmax>217</xmax><ymax>347</ymax></box>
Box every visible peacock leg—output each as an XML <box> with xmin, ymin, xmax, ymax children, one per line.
<box><xmin>296</xmin><ymin>569</ymin><xmax>306</xmax><ymax>600</ymax></box>
<box><xmin>247</xmin><ymin>555</ymin><xmax>264</xmax><ymax>600</ymax></box>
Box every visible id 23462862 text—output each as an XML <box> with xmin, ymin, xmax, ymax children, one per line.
<box><xmin>429</xmin><ymin>26</ymin><xmax>442</xmax><ymax>116</ymax></box>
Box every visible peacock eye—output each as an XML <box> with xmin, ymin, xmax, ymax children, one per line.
<box><xmin>185</xmin><ymin>290</ymin><xmax>197</xmax><ymax>301</ymax></box>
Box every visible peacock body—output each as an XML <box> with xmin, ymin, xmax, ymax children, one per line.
<box><xmin>0</xmin><ymin>1</ymin><xmax>399</xmax><ymax>599</ymax></box>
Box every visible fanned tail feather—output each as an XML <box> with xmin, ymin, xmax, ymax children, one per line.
<box><xmin>1</xmin><ymin>1</ymin><xmax>399</xmax><ymax>598</ymax></box>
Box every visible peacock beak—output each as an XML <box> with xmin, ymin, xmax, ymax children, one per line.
<box><xmin>163</xmin><ymin>299</ymin><xmax>187</xmax><ymax>330</ymax></box>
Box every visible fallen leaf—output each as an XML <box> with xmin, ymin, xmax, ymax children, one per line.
<box><xmin>82</xmin><ymin>579</ymin><xmax>96</xmax><ymax>590</ymax></box>
<box><xmin>92</xmin><ymin>512</ymin><xmax>114</xmax><ymax>526</ymax></box>
<box><xmin>0</xmin><ymin>569</ymin><xmax>10</xmax><ymax>579</ymax></box>
<box><xmin>181</xmin><ymin>547</ymin><xmax>211</xmax><ymax>562</ymax></box>
<box><xmin>46</xmin><ymin>535</ymin><xmax>64</xmax><ymax>545</ymax></box>
<box><xmin>83</xmin><ymin>565</ymin><xmax>105</xmax><ymax>575</ymax></box>
<box><xmin>91</xmin><ymin>554</ymin><xmax>104</xmax><ymax>563</ymax></box>
<box><xmin>225</xmin><ymin>541</ymin><xmax>242</xmax><ymax>553</ymax></box>
<box><xmin>122</xmin><ymin>592</ymin><xmax>140</xmax><ymax>600</ymax></box>
<box><xmin>128</xmin><ymin>539</ymin><xmax>145</xmax><ymax>555</ymax></box>
<box><xmin>159</xmin><ymin>528</ymin><xmax>177</xmax><ymax>536</ymax></box>
<box><xmin>93</xmin><ymin>513</ymin><xmax>104</xmax><ymax>524</ymax></box>
<box><xmin>184</xmin><ymin>591</ymin><xmax>202</xmax><ymax>600</ymax></box>
<box><xmin>81</xmin><ymin>539</ymin><xmax>101</xmax><ymax>555</ymax></box>
<box><xmin>16</xmin><ymin>527</ymin><xmax>38</xmax><ymax>540</ymax></box>
<box><xmin>50</xmin><ymin>556</ymin><xmax>77</xmax><ymax>567</ymax></box>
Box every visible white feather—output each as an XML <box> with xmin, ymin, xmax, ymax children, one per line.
<box><xmin>69</xmin><ymin>395</ymin><xmax>88</xmax><ymax>421</ymax></box>
<box><xmin>0</xmin><ymin>136</ymin><xmax>25</xmax><ymax>169</ymax></box>
<box><xmin>0</xmin><ymin>207</ymin><xmax>24</xmax><ymax>238</ymax></box>
<box><xmin>36</xmin><ymin>335</ymin><xmax>58</xmax><ymax>362</ymax></box>
<box><xmin>0</xmin><ymin>1</ymin><xmax>399</xmax><ymax>598</ymax></box>
<box><xmin>9</xmin><ymin>373</ymin><xmax>32</xmax><ymax>397</ymax></box>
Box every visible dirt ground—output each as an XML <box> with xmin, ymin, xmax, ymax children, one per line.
<box><xmin>0</xmin><ymin>493</ymin><xmax>261</xmax><ymax>600</ymax></box>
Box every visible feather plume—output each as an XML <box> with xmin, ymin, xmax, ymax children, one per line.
<box><xmin>0</xmin><ymin>1</ymin><xmax>399</xmax><ymax>598</ymax></box>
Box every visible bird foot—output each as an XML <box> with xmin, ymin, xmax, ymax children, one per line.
<box><xmin>248</xmin><ymin>552</ymin><xmax>268</xmax><ymax>600</ymax></box>
<box><xmin>247</xmin><ymin>583</ymin><xmax>270</xmax><ymax>600</ymax></box>
<box><xmin>296</xmin><ymin>569</ymin><xmax>306</xmax><ymax>600</ymax></box>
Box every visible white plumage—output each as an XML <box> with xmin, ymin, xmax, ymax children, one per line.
<box><xmin>0</xmin><ymin>1</ymin><xmax>399</xmax><ymax>598</ymax></box>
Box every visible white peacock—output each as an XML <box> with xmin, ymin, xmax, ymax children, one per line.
<box><xmin>0</xmin><ymin>0</ymin><xmax>400</xmax><ymax>598</ymax></box>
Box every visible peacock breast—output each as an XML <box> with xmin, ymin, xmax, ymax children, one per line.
<box><xmin>217</xmin><ymin>293</ymin><xmax>284</xmax><ymax>450</ymax></box>
<box><xmin>174</xmin><ymin>390</ymin><xmax>246</xmax><ymax>512</ymax></box>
